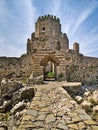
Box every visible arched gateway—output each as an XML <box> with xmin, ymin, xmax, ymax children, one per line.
<box><xmin>40</xmin><ymin>55</ymin><xmax>60</xmax><ymax>81</ymax></box>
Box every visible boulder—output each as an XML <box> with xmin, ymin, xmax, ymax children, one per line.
<box><xmin>81</xmin><ymin>101</ymin><xmax>92</xmax><ymax>107</ymax></box>
<box><xmin>11</xmin><ymin>102</ymin><xmax>26</xmax><ymax>114</ymax></box>
<box><xmin>0</xmin><ymin>127</ymin><xmax>7</xmax><ymax>130</ymax></box>
<box><xmin>1</xmin><ymin>80</ymin><xmax>23</xmax><ymax>101</ymax></box>
<box><xmin>84</xmin><ymin>91</ymin><xmax>91</xmax><ymax>97</ymax></box>
<box><xmin>12</xmin><ymin>91</ymin><xmax>21</xmax><ymax>106</ymax></box>
<box><xmin>93</xmin><ymin>90</ymin><xmax>98</xmax><ymax>97</ymax></box>
<box><xmin>0</xmin><ymin>123</ymin><xmax>8</xmax><ymax>130</ymax></box>
<box><xmin>0</xmin><ymin>100</ymin><xmax>12</xmax><ymax>113</ymax></box>
<box><xmin>75</xmin><ymin>96</ymin><xmax>83</xmax><ymax>104</ymax></box>
<box><xmin>3</xmin><ymin>100</ymin><xmax>12</xmax><ymax>111</ymax></box>
<box><xmin>7</xmin><ymin>80</ymin><xmax>23</xmax><ymax>93</ymax></box>
<box><xmin>90</xmin><ymin>97</ymin><xmax>98</xmax><ymax>105</ymax></box>
<box><xmin>93</xmin><ymin>105</ymin><xmax>98</xmax><ymax>113</ymax></box>
<box><xmin>20</xmin><ymin>87</ymin><xmax>34</xmax><ymax>100</ymax></box>
<box><xmin>1</xmin><ymin>79</ymin><xmax>7</xmax><ymax>86</ymax></box>
<box><xmin>81</xmin><ymin>101</ymin><xmax>92</xmax><ymax>112</ymax></box>
<box><xmin>0</xmin><ymin>106</ymin><xmax>5</xmax><ymax>113</ymax></box>
<box><xmin>15</xmin><ymin>112</ymin><xmax>20</xmax><ymax>118</ymax></box>
<box><xmin>63</xmin><ymin>82</ymin><xmax>82</xmax><ymax>95</ymax></box>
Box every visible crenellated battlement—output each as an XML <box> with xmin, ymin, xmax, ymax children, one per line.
<box><xmin>37</xmin><ymin>14</ymin><xmax>60</xmax><ymax>22</ymax></box>
<box><xmin>35</xmin><ymin>14</ymin><xmax>61</xmax><ymax>40</ymax></box>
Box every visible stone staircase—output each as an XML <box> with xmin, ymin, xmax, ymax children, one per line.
<box><xmin>33</xmin><ymin>51</ymin><xmax>66</xmax><ymax>77</ymax></box>
<box><xmin>18</xmin><ymin>82</ymin><xmax>98</xmax><ymax>130</ymax></box>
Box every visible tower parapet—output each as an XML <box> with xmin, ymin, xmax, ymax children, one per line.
<box><xmin>37</xmin><ymin>14</ymin><xmax>60</xmax><ymax>22</ymax></box>
<box><xmin>73</xmin><ymin>42</ymin><xmax>79</xmax><ymax>53</ymax></box>
<box><xmin>35</xmin><ymin>15</ymin><xmax>61</xmax><ymax>38</ymax></box>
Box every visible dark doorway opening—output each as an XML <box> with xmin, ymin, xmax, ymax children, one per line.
<box><xmin>40</xmin><ymin>54</ymin><xmax>60</xmax><ymax>81</ymax></box>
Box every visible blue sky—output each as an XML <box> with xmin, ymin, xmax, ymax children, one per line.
<box><xmin>0</xmin><ymin>0</ymin><xmax>98</xmax><ymax>57</ymax></box>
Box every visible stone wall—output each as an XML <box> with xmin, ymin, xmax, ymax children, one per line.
<box><xmin>0</xmin><ymin>49</ymin><xmax>98</xmax><ymax>84</ymax></box>
<box><xmin>84</xmin><ymin>56</ymin><xmax>98</xmax><ymax>64</ymax></box>
<box><xmin>0</xmin><ymin>54</ymin><xmax>34</xmax><ymax>79</ymax></box>
<box><xmin>66</xmin><ymin>55</ymin><xmax>98</xmax><ymax>84</ymax></box>
<box><xmin>32</xmin><ymin>50</ymin><xmax>66</xmax><ymax>79</ymax></box>
<box><xmin>0</xmin><ymin>57</ymin><xmax>19</xmax><ymax>78</ymax></box>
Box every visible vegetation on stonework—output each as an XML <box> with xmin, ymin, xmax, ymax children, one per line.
<box><xmin>91</xmin><ymin>113</ymin><xmax>98</xmax><ymax>122</ymax></box>
<box><xmin>90</xmin><ymin>98</ymin><xmax>98</xmax><ymax>105</ymax></box>
<box><xmin>83</xmin><ymin>105</ymin><xmax>92</xmax><ymax>113</ymax></box>
<box><xmin>58</xmin><ymin>73</ymin><xmax>64</xmax><ymax>81</ymax></box>
<box><xmin>58</xmin><ymin>73</ymin><xmax>64</xmax><ymax>78</ymax></box>
<box><xmin>22</xmin><ymin>74</ymin><xmax>30</xmax><ymax>83</ymax></box>
<box><xmin>0</xmin><ymin>112</ymin><xmax>11</xmax><ymax>122</ymax></box>
<box><xmin>0</xmin><ymin>71</ymin><xmax>6</xmax><ymax>75</ymax></box>
<box><xmin>46</xmin><ymin>72</ymin><xmax>54</xmax><ymax>77</ymax></box>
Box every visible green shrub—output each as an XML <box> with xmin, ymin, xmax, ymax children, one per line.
<box><xmin>83</xmin><ymin>105</ymin><xmax>92</xmax><ymax>113</ymax></box>
<box><xmin>46</xmin><ymin>72</ymin><xmax>54</xmax><ymax>77</ymax></box>
<box><xmin>92</xmin><ymin>113</ymin><xmax>98</xmax><ymax>121</ymax></box>
<box><xmin>22</xmin><ymin>74</ymin><xmax>30</xmax><ymax>83</ymax></box>
<box><xmin>90</xmin><ymin>98</ymin><xmax>98</xmax><ymax>105</ymax></box>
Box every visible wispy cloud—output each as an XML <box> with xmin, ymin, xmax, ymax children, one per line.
<box><xmin>83</xmin><ymin>47</ymin><xmax>98</xmax><ymax>57</ymax></box>
<box><xmin>0</xmin><ymin>0</ymin><xmax>9</xmax><ymax>25</ymax></box>
<box><xmin>71</xmin><ymin>2</ymin><xmax>98</xmax><ymax>37</ymax></box>
<box><xmin>0</xmin><ymin>0</ymin><xmax>37</xmax><ymax>57</ymax></box>
<box><xmin>51</xmin><ymin>0</ymin><xmax>61</xmax><ymax>16</ymax></box>
<box><xmin>80</xmin><ymin>33</ymin><xmax>98</xmax><ymax>55</ymax></box>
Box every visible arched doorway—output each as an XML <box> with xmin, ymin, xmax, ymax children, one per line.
<box><xmin>43</xmin><ymin>61</ymin><xmax>57</xmax><ymax>81</ymax></box>
<box><xmin>40</xmin><ymin>55</ymin><xmax>60</xmax><ymax>81</ymax></box>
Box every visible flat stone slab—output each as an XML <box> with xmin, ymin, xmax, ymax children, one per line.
<box><xmin>18</xmin><ymin>82</ymin><xmax>98</xmax><ymax>130</ymax></box>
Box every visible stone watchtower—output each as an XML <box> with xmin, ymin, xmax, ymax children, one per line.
<box><xmin>27</xmin><ymin>14</ymin><xmax>69</xmax><ymax>54</ymax></box>
<box><xmin>26</xmin><ymin>15</ymin><xmax>70</xmax><ymax>80</ymax></box>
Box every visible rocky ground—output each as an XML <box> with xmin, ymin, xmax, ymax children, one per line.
<box><xmin>0</xmin><ymin>78</ymin><xmax>35</xmax><ymax>130</ymax></box>
<box><xmin>0</xmin><ymin>78</ymin><xmax>98</xmax><ymax>130</ymax></box>
<box><xmin>72</xmin><ymin>84</ymin><xmax>98</xmax><ymax>123</ymax></box>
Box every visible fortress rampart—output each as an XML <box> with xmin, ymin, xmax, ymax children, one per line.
<box><xmin>37</xmin><ymin>14</ymin><xmax>60</xmax><ymax>22</ymax></box>
<box><xmin>0</xmin><ymin>15</ymin><xmax>98</xmax><ymax>84</ymax></box>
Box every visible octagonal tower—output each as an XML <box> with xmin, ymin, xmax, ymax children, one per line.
<box><xmin>27</xmin><ymin>15</ymin><xmax>69</xmax><ymax>54</ymax></box>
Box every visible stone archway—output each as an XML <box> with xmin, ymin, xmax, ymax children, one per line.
<box><xmin>40</xmin><ymin>55</ymin><xmax>60</xmax><ymax>81</ymax></box>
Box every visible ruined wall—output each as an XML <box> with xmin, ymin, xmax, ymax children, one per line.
<box><xmin>84</xmin><ymin>56</ymin><xmax>98</xmax><ymax>64</ymax></box>
<box><xmin>65</xmin><ymin>52</ymin><xmax>98</xmax><ymax>84</ymax></box>
<box><xmin>0</xmin><ymin>54</ymin><xmax>34</xmax><ymax>79</ymax></box>
<box><xmin>0</xmin><ymin>57</ymin><xmax>19</xmax><ymax>78</ymax></box>
<box><xmin>66</xmin><ymin>64</ymin><xmax>98</xmax><ymax>84</ymax></box>
<box><xmin>1</xmin><ymin>45</ymin><xmax>98</xmax><ymax>84</ymax></box>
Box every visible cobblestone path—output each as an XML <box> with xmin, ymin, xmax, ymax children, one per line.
<box><xmin>18</xmin><ymin>82</ymin><xmax>98</xmax><ymax>130</ymax></box>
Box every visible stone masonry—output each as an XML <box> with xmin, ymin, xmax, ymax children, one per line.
<box><xmin>0</xmin><ymin>14</ymin><xmax>98</xmax><ymax>84</ymax></box>
<box><xmin>18</xmin><ymin>82</ymin><xmax>98</xmax><ymax>130</ymax></box>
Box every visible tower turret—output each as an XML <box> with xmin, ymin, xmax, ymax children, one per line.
<box><xmin>35</xmin><ymin>14</ymin><xmax>61</xmax><ymax>38</ymax></box>
<box><xmin>73</xmin><ymin>42</ymin><xmax>79</xmax><ymax>53</ymax></box>
<box><xmin>27</xmin><ymin>15</ymin><xmax>69</xmax><ymax>53</ymax></box>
